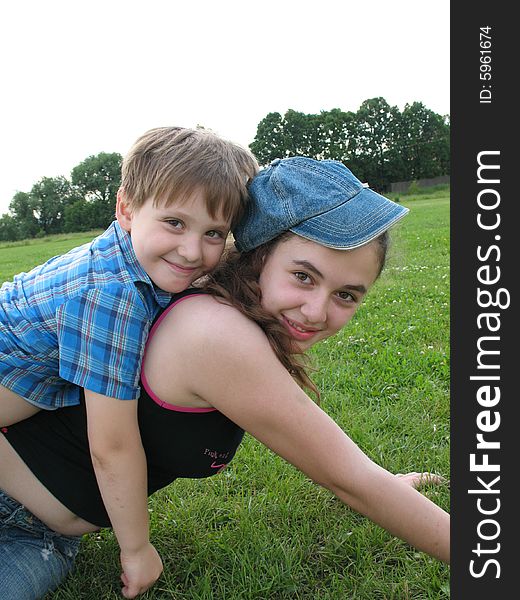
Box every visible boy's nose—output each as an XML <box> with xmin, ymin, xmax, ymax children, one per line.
<box><xmin>177</xmin><ymin>236</ymin><xmax>202</xmax><ymax>263</ymax></box>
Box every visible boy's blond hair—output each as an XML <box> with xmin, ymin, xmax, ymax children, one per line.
<box><xmin>121</xmin><ymin>127</ymin><xmax>259</xmax><ymax>226</ymax></box>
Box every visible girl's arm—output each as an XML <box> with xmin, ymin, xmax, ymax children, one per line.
<box><xmin>158</xmin><ymin>297</ymin><xmax>449</xmax><ymax>563</ymax></box>
<box><xmin>84</xmin><ymin>391</ymin><xmax>163</xmax><ymax>598</ymax></box>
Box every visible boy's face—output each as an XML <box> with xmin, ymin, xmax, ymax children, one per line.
<box><xmin>117</xmin><ymin>188</ymin><xmax>230</xmax><ymax>293</ymax></box>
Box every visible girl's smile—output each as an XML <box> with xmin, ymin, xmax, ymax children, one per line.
<box><xmin>281</xmin><ymin>315</ymin><xmax>322</xmax><ymax>341</ymax></box>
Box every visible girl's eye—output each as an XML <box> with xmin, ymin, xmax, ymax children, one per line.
<box><xmin>294</xmin><ymin>272</ymin><xmax>311</xmax><ymax>284</ymax></box>
<box><xmin>336</xmin><ymin>291</ymin><xmax>356</xmax><ymax>303</ymax></box>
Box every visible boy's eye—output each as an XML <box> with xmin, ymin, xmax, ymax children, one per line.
<box><xmin>165</xmin><ymin>219</ymin><xmax>183</xmax><ymax>229</ymax></box>
<box><xmin>206</xmin><ymin>230</ymin><xmax>225</xmax><ymax>239</ymax></box>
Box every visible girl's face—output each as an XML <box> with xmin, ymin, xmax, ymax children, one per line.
<box><xmin>259</xmin><ymin>234</ymin><xmax>381</xmax><ymax>351</ymax></box>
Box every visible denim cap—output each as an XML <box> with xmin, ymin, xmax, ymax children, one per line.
<box><xmin>233</xmin><ymin>157</ymin><xmax>409</xmax><ymax>252</ymax></box>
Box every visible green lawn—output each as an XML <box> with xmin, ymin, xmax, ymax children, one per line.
<box><xmin>0</xmin><ymin>231</ymin><xmax>105</xmax><ymax>282</ymax></box>
<box><xmin>1</xmin><ymin>189</ymin><xmax>450</xmax><ymax>599</ymax></box>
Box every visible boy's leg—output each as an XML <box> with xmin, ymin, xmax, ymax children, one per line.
<box><xmin>0</xmin><ymin>489</ymin><xmax>81</xmax><ymax>600</ymax></box>
<box><xmin>0</xmin><ymin>385</ymin><xmax>40</xmax><ymax>426</ymax></box>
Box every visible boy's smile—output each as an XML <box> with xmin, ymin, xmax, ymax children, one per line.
<box><xmin>117</xmin><ymin>188</ymin><xmax>230</xmax><ymax>293</ymax></box>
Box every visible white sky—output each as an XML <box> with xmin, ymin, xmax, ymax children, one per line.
<box><xmin>0</xmin><ymin>0</ymin><xmax>449</xmax><ymax>215</ymax></box>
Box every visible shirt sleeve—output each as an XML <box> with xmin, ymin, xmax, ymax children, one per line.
<box><xmin>55</xmin><ymin>286</ymin><xmax>151</xmax><ymax>400</ymax></box>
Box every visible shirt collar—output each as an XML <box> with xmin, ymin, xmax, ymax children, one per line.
<box><xmin>113</xmin><ymin>221</ymin><xmax>172</xmax><ymax>308</ymax></box>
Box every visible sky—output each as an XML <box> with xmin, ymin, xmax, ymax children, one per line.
<box><xmin>0</xmin><ymin>0</ymin><xmax>450</xmax><ymax>215</ymax></box>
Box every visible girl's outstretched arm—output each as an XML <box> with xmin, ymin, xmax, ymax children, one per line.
<box><xmin>155</xmin><ymin>296</ymin><xmax>449</xmax><ymax>563</ymax></box>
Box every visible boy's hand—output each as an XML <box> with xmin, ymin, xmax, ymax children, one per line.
<box><xmin>120</xmin><ymin>543</ymin><xmax>163</xmax><ymax>598</ymax></box>
<box><xmin>84</xmin><ymin>390</ymin><xmax>158</xmax><ymax>597</ymax></box>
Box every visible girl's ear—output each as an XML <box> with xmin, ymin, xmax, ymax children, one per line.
<box><xmin>116</xmin><ymin>188</ymin><xmax>133</xmax><ymax>232</ymax></box>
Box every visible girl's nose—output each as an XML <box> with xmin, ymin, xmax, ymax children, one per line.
<box><xmin>300</xmin><ymin>294</ymin><xmax>328</xmax><ymax>324</ymax></box>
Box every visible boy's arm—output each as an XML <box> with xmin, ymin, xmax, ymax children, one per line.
<box><xmin>84</xmin><ymin>389</ymin><xmax>163</xmax><ymax>599</ymax></box>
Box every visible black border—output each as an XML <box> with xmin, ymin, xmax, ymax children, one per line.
<box><xmin>451</xmin><ymin>3</ymin><xmax>514</xmax><ymax>597</ymax></box>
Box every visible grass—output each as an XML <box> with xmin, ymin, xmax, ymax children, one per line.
<box><xmin>0</xmin><ymin>231</ymin><xmax>104</xmax><ymax>282</ymax></box>
<box><xmin>0</xmin><ymin>188</ymin><xmax>450</xmax><ymax>598</ymax></box>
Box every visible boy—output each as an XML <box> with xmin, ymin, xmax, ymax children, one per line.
<box><xmin>0</xmin><ymin>126</ymin><xmax>258</xmax><ymax>597</ymax></box>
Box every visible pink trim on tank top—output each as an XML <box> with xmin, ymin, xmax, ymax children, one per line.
<box><xmin>141</xmin><ymin>293</ymin><xmax>217</xmax><ymax>413</ymax></box>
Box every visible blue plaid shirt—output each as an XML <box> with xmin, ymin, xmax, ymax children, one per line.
<box><xmin>0</xmin><ymin>222</ymin><xmax>171</xmax><ymax>407</ymax></box>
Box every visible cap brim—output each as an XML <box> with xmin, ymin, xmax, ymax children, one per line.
<box><xmin>290</xmin><ymin>187</ymin><xmax>409</xmax><ymax>250</ymax></box>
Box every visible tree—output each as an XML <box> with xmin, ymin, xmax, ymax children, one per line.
<box><xmin>30</xmin><ymin>176</ymin><xmax>80</xmax><ymax>235</ymax></box>
<box><xmin>282</xmin><ymin>110</ymin><xmax>323</xmax><ymax>158</ymax></box>
<box><xmin>0</xmin><ymin>214</ymin><xmax>22</xmax><ymax>241</ymax></box>
<box><xmin>349</xmin><ymin>97</ymin><xmax>401</xmax><ymax>190</ymax></box>
<box><xmin>71</xmin><ymin>152</ymin><xmax>122</xmax><ymax>228</ymax></box>
<box><xmin>250</xmin><ymin>110</ymin><xmax>340</xmax><ymax>165</ymax></box>
<box><xmin>393</xmin><ymin>102</ymin><xmax>450</xmax><ymax>180</ymax></box>
<box><xmin>249</xmin><ymin>112</ymin><xmax>287</xmax><ymax>165</ymax></box>
<box><xmin>317</xmin><ymin>108</ymin><xmax>355</xmax><ymax>162</ymax></box>
<box><xmin>63</xmin><ymin>199</ymin><xmax>100</xmax><ymax>233</ymax></box>
<box><xmin>250</xmin><ymin>99</ymin><xmax>450</xmax><ymax>190</ymax></box>
<box><xmin>8</xmin><ymin>191</ymin><xmax>39</xmax><ymax>238</ymax></box>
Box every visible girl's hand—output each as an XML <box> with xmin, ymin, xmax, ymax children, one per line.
<box><xmin>395</xmin><ymin>471</ymin><xmax>448</xmax><ymax>489</ymax></box>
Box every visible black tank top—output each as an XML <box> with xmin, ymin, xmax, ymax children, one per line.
<box><xmin>2</xmin><ymin>289</ymin><xmax>244</xmax><ymax>527</ymax></box>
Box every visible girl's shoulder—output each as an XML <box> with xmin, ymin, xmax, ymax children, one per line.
<box><xmin>168</xmin><ymin>292</ymin><xmax>246</xmax><ymax>323</ymax></box>
<box><xmin>154</xmin><ymin>293</ymin><xmax>267</xmax><ymax>352</ymax></box>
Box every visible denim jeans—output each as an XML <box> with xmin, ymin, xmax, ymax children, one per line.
<box><xmin>0</xmin><ymin>489</ymin><xmax>82</xmax><ymax>600</ymax></box>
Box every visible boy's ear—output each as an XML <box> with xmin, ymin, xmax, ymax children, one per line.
<box><xmin>116</xmin><ymin>188</ymin><xmax>133</xmax><ymax>232</ymax></box>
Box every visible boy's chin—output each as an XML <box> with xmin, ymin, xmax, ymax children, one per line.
<box><xmin>150</xmin><ymin>273</ymin><xmax>202</xmax><ymax>294</ymax></box>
